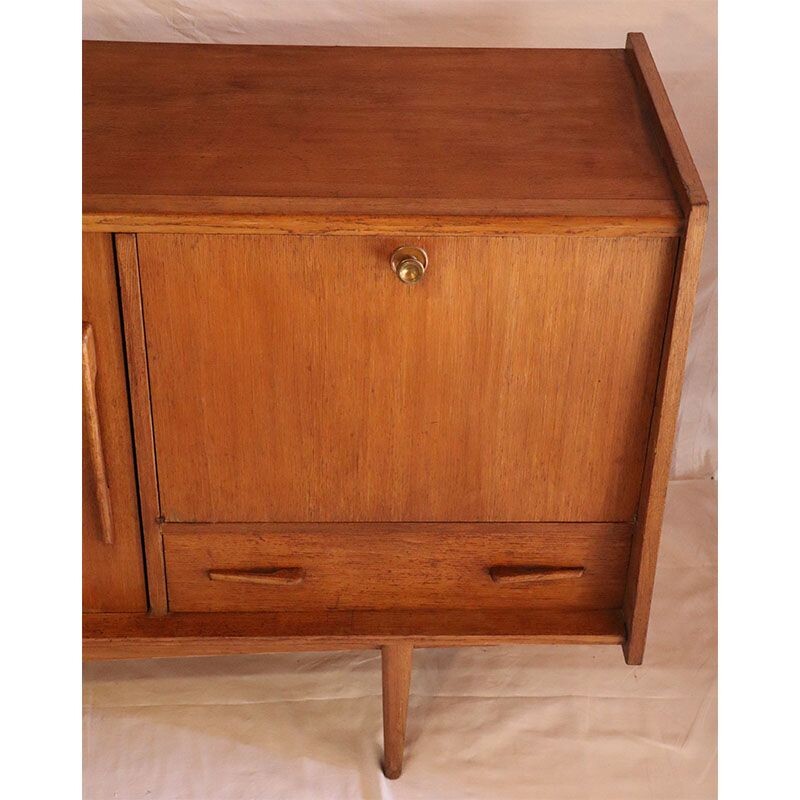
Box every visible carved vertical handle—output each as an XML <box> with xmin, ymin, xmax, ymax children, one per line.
<box><xmin>489</xmin><ymin>565</ymin><xmax>585</xmax><ymax>584</ymax></box>
<box><xmin>83</xmin><ymin>323</ymin><xmax>113</xmax><ymax>544</ymax></box>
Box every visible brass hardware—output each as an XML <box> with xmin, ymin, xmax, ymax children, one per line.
<box><xmin>390</xmin><ymin>246</ymin><xmax>428</xmax><ymax>285</ymax></box>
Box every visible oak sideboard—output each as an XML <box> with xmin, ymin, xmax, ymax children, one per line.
<box><xmin>82</xmin><ymin>34</ymin><xmax>707</xmax><ymax>778</ymax></box>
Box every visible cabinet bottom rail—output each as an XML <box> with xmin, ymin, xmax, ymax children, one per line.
<box><xmin>82</xmin><ymin>608</ymin><xmax>625</xmax><ymax>660</ymax></box>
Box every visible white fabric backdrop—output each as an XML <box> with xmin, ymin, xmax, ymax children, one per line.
<box><xmin>83</xmin><ymin>0</ymin><xmax>717</xmax><ymax>478</ymax></box>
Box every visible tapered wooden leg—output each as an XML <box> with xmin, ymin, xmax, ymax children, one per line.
<box><xmin>381</xmin><ymin>643</ymin><xmax>413</xmax><ymax>779</ymax></box>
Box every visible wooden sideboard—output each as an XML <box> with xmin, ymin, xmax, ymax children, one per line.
<box><xmin>82</xmin><ymin>34</ymin><xmax>706</xmax><ymax>778</ymax></box>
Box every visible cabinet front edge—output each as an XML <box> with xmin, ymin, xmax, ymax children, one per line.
<box><xmin>83</xmin><ymin>211</ymin><xmax>683</xmax><ymax>238</ymax></box>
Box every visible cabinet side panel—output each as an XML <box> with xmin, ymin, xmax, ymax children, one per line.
<box><xmin>82</xmin><ymin>232</ymin><xmax>147</xmax><ymax>611</ymax></box>
<box><xmin>622</xmin><ymin>33</ymin><xmax>709</xmax><ymax>664</ymax></box>
<box><xmin>623</xmin><ymin>206</ymin><xmax>708</xmax><ymax>663</ymax></box>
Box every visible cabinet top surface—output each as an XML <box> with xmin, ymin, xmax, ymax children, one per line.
<box><xmin>83</xmin><ymin>41</ymin><xmax>681</xmax><ymax>221</ymax></box>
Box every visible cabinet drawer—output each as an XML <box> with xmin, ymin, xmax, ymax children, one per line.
<box><xmin>163</xmin><ymin>524</ymin><xmax>632</xmax><ymax>612</ymax></box>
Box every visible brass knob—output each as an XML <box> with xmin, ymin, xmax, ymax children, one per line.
<box><xmin>390</xmin><ymin>246</ymin><xmax>428</xmax><ymax>285</ymax></box>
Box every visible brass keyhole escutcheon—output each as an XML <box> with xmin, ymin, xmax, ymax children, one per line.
<box><xmin>390</xmin><ymin>246</ymin><xmax>428</xmax><ymax>285</ymax></box>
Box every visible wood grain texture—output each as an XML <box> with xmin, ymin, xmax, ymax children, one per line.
<box><xmin>137</xmin><ymin>233</ymin><xmax>678</xmax><ymax>523</ymax></box>
<box><xmin>621</xmin><ymin>34</ymin><xmax>709</xmax><ymax>665</ymax></box>
<box><xmin>83</xmin><ymin>609</ymin><xmax>626</xmax><ymax>660</ymax></box>
<box><xmin>162</xmin><ymin>524</ymin><xmax>632</xmax><ymax>612</ymax></box>
<box><xmin>82</xmin><ymin>233</ymin><xmax>147</xmax><ymax>611</ymax></box>
<box><xmin>115</xmin><ymin>234</ymin><xmax>167</xmax><ymax>614</ymax></box>
<box><xmin>382</xmin><ymin>644</ymin><xmax>413</xmax><ymax>779</ymax></box>
<box><xmin>83</xmin><ymin>42</ymin><xmax>681</xmax><ymax>225</ymax></box>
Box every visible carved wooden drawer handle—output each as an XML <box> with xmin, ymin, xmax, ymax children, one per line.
<box><xmin>82</xmin><ymin>322</ymin><xmax>114</xmax><ymax>545</ymax></box>
<box><xmin>489</xmin><ymin>565</ymin><xmax>585</xmax><ymax>585</ymax></box>
<box><xmin>207</xmin><ymin>568</ymin><xmax>306</xmax><ymax>585</ymax></box>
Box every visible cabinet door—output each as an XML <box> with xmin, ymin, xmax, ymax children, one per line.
<box><xmin>137</xmin><ymin>233</ymin><xmax>677</xmax><ymax>523</ymax></box>
<box><xmin>83</xmin><ymin>233</ymin><xmax>147</xmax><ymax>611</ymax></box>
